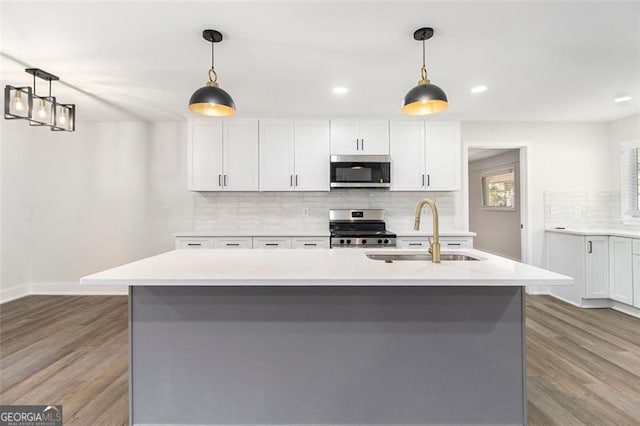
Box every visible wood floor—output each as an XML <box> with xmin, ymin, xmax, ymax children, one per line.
<box><xmin>1</xmin><ymin>295</ymin><xmax>639</xmax><ymax>426</ymax></box>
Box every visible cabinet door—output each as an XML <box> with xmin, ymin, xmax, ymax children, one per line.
<box><xmin>633</xmin><ymin>255</ymin><xmax>640</xmax><ymax>308</ymax></box>
<box><xmin>188</xmin><ymin>123</ymin><xmax>224</xmax><ymax>191</ymax></box>
<box><xmin>390</xmin><ymin>121</ymin><xmax>426</xmax><ymax>191</ymax></box>
<box><xmin>330</xmin><ymin>120</ymin><xmax>359</xmax><ymax>154</ymax></box>
<box><xmin>585</xmin><ymin>236</ymin><xmax>609</xmax><ymax>299</ymax></box>
<box><xmin>223</xmin><ymin>120</ymin><xmax>259</xmax><ymax>191</ymax></box>
<box><xmin>425</xmin><ymin>121</ymin><xmax>461</xmax><ymax>191</ymax></box>
<box><xmin>294</xmin><ymin>120</ymin><xmax>330</xmax><ymax>191</ymax></box>
<box><xmin>609</xmin><ymin>236</ymin><xmax>633</xmax><ymax>304</ymax></box>
<box><xmin>259</xmin><ymin>120</ymin><xmax>295</xmax><ymax>191</ymax></box>
<box><xmin>359</xmin><ymin>120</ymin><xmax>389</xmax><ymax>155</ymax></box>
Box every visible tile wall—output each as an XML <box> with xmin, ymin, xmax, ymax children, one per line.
<box><xmin>192</xmin><ymin>190</ymin><xmax>461</xmax><ymax>233</ymax></box>
<box><xmin>544</xmin><ymin>190</ymin><xmax>625</xmax><ymax>229</ymax></box>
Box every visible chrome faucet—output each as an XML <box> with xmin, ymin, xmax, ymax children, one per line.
<box><xmin>414</xmin><ymin>198</ymin><xmax>441</xmax><ymax>263</ymax></box>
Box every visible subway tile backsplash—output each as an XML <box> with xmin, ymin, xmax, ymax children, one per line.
<box><xmin>544</xmin><ymin>190</ymin><xmax>624</xmax><ymax>229</ymax></box>
<box><xmin>192</xmin><ymin>190</ymin><xmax>461</xmax><ymax>233</ymax></box>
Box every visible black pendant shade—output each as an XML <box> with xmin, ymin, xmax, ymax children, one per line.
<box><xmin>188</xmin><ymin>29</ymin><xmax>236</xmax><ymax>117</ymax></box>
<box><xmin>188</xmin><ymin>83</ymin><xmax>236</xmax><ymax>117</ymax></box>
<box><xmin>401</xmin><ymin>82</ymin><xmax>448</xmax><ymax>115</ymax></box>
<box><xmin>402</xmin><ymin>27</ymin><xmax>448</xmax><ymax>116</ymax></box>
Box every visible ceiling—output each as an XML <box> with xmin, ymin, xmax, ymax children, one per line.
<box><xmin>1</xmin><ymin>1</ymin><xmax>638</xmax><ymax>123</ymax></box>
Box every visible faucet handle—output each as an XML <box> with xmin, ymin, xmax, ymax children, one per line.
<box><xmin>428</xmin><ymin>237</ymin><xmax>433</xmax><ymax>254</ymax></box>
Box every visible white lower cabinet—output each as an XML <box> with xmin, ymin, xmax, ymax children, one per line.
<box><xmin>609</xmin><ymin>237</ymin><xmax>634</xmax><ymax>304</ymax></box>
<box><xmin>633</xmin><ymin>255</ymin><xmax>640</xmax><ymax>308</ymax></box>
<box><xmin>215</xmin><ymin>238</ymin><xmax>253</xmax><ymax>249</ymax></box>
<box><xmin>585</xmin><ymin>236</ymin><xmax>609</xmax><ymax>298</ymax></box>
<box><xmin>397</xmin><ymin>236</ymin><xmax>473</xmax><ymax>249</ymax></box>
<box><xmin>292</xmin><ymin>238</ymin><xmax>330</xmax><ymax>249</ymax></box>
<box><xmin>254</xmin><ymin>238</ymin><xmax>292</xmax><ymax>249</ymax></box>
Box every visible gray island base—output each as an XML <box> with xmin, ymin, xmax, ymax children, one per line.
<box><xmin>130</xmin><ymin>285</ymin><xmax>526</xmax><ymax>426</ymax></box>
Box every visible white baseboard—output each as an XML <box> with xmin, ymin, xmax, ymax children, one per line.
<box><xmin>0</xmin><ymin>282</ymin><xmax>127</xmax><ymax>304</ymax></box>
<box><xmin>0</xmin><ymin>283</ymin><xmax>30</xmax><ymax>304</ymax></box>
<box><xmin>30</xmin><ymin>282</ymin><xmax>127</xmax><ymax>296</ymax></box>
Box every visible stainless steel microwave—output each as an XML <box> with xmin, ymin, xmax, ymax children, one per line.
<box><xmin>330</xmin><ymin>155</ymin><xmax>391</xmax><ymax>188</ymax></box>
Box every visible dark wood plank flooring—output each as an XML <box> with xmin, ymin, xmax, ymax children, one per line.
<box><xmin>1</xmin><ymin>294</ymin><xmax>639</xmax><ymax>425</ymax></box>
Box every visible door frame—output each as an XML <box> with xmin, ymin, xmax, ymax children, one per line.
<box><xmin>462</xmin><ymin>141</ymin><xmax>532</xmax><ymax>265</ymax></box>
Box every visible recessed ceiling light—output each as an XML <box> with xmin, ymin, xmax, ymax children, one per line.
<box><xmin>614</xmin><ymin>95</ymin><xmax>632</xmax><ymax>103</ymax></box>
<box><xmin>333</xmin><ymin>87</ymin><xmax>348</xmax><ymax>95</ymax></box>
<box><xmin>471</xmin><ymin>85</ymin><xmax>488</xmax><ymax>94</ymax></box>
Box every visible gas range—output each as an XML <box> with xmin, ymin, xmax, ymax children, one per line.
<box><xmin>329</xmin><ymin>209</ymin><xmax>397</xmax><ymax>248</ymax></box>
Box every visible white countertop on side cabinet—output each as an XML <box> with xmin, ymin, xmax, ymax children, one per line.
<box><xmin>81</xmin><ymin>248</ymin><xmax>571</xmax><ymax>287</ymax></box>
<box><xmin>546</xmin><ymin>228</ymin><xmax>640</xmax><ymax>239</ymax></box>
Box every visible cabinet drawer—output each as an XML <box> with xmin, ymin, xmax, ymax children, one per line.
<box><xmin>175</xmin><ymin>238</ymin><xmax>214</xmax><ymax>249</ymax></box>
<box><xmin>214</xmin><ymin>238</ymin><xmax>253</xmax><ymax>249</ymax></box>
<box><xmin>633</xmin><ymin>239</ymin><xmax>640</xmax><ymax>255</ymax></box>
<box><xmin>398</xmin><ymin>239</ymin><xmax>428</xmax><ymax>249</ymax></box>
<box><xmin>397</xmin><ymin>237</ymin><xmax>473</xmax><ymax>249</ymax></box>
<box><xmin>292</xmin><ymin>238</ymin><xmax>329</xmax><ymax>249</ymax></box>
<box><xmin>440</xmin><ymin>237</ymin><xmax>473</xmax><ymax>249</ymax></box>
<box><xmin>254</xmin><ymin>238</ymin><xmax>292</xmax><ymax>249</ymax></box>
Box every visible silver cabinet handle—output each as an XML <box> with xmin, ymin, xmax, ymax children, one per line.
<box><xmin>588</xmin><ymin>241</ymin><xmax>593</xmax><ymax>253</ymax></box>
<box><xmin>290</xmin><ymin>175</ymin><xmax>293</xmax><ymax>187</ymax></box>
<box><xmin>265</xmin><ymin>243</ymin><xmax>279</xmax><ymax>247</ymax></box>
<box><xmin>422</xmin><ymin>174</ymin><xmax>425</xmax><ymax>187</ymax></box>
<box><xmin>304</xmin><ymin>243</ymin><xmax>317</xmax><ymax>246</ymax></box>
<box><xmin>447</xmin><ymin>243</ymin><xmax>462</xmax><ymax>247</ymax></box>
<box><xmin>187</xmin><ymin>243</ymin><xmax>202</xmax><ymax>247</ymax></box>
<box><xmin>295</xmin><ymin>175</ymin><xmax>298</xmax><ymax>187</ymax></box>
<box><xmin>226</xmin><ymin>243</ymin><xmax>240</xmax><ymax>247</ymax></box>
<box><xmin>409</xmin><ymin>243</ymin><xmax>422</xmax><ymax>246</ymax></box>
<box><xmin>218</xmin><ymin>174</ymin><xmax>222</xmax><ymax>187</ymax></box>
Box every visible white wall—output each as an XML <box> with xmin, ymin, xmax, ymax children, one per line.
<box><xmin>462</xmin><ymin>122</ymin><xmax>611</xmax><ymax>268</ymax></box>
<box><xmin>1</xmin><ymin>124</ymin><xmax>33</xmax><ymax>301</ymax></box>
<box><xmin>469</xmin><ymin>150</ymin><xmax>521</xmax><ymax>260</ymax></box>
<box><xmin>608</xmin><ymin>114</ymin><xmax>640</xmax><ymax>192</ymax></box>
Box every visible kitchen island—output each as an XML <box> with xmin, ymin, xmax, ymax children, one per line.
<box><xmin>81</xmin><ymin>248</ymin><xmax>571</xmax><ymax>426</ymax></box>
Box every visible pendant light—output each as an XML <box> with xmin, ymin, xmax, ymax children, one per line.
<box><xmin>401</xmin><ymin>27</ymin><xmax>448</xmax><ymax>116</ymax></box>
<box><xmin>188</xmin><ymin>29</ymin><xmax>236</xmax><ymax>117</ymax></box>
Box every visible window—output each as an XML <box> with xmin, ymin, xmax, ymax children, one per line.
<box><xmin>481</xmin><ymin>168</ymin><xmax>516</xmax><ymax>209</ymax></box>
<box><xmin>621</xmin><ymin>143</ymin><xmax>640</xmax><ymax>220</ymax></box>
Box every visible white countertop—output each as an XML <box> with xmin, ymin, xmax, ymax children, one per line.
<box><xmin>81</xmin><ymin>248</ymin><xmax>571</xmax><ymax>287</ymax></box>
<box><xmin>174</xmin><ymin>230</ymin><xmax>476</xmax><ymax>238</ymax></box>
<box><xmin>546</xmin><ymin>228</ymin><xmax>640</xmax><ymax>239</ymax></box>
<box><xmin>174</xmin><ymin>230</ymin><xmax>330</xmax><ymax>237</ymax></box>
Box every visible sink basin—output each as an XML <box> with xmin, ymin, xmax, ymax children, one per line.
<box><xmin>366</xmin><ymin>252</ymin><xmax>483</xmax><ymax>262</ymax></box>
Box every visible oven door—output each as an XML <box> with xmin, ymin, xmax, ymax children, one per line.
<box><xmin>330</xmin><ymin>155</ymin><xmax>391</xmax><ymax>188</ymax></box>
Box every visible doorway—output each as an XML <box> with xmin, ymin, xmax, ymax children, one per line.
<box><xmin>467</xmin><ymin>148</ymin><xmax>522</xmax><ymax>261</ymax></box>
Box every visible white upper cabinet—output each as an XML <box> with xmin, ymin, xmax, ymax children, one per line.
<box><xmin>425</xmin><ymin>121</ymin><xmax>461</xmax><ymax>191</ymax></box>
<box><xmin>188</xmin><ymin>120</ymin><xmax>259</xmax><ymax>191</ymax></box>
<box><xmin>390</xmin><ymin>120</ymin><xmax>460</xmax><ymax>191</ymax></box>
<box><xmin>330</xmin><ymin>120</ymin><xmax>389</xmax><ymax>155</ymax></box>
<box><xmin>189</xmin><ymin>122</ymin><xmax>224</xmax><ymax>191</ymax></box>
<box><xmin>390</xmin><ymin>121</ymin><xmax>426</xmax><ymax>191</ymax></box>
<box><xmin>259</xmin><ymin>120</ymin><xmax>330</xmax><ymax>191</ymax></box>
<box><xmin>294</xmin><ymin>121</ymin><xmax>330</xmax><ymax>191</ymax></box>
<box><xmin>259</xmin><ymin>120</ymin><xmax>295</xmax><ymax>191</ymax></box>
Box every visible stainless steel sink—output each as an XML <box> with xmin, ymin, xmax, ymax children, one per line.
<box><xmin>366</xmin><ymin>252</ymin><xmax>483</xmax><ymax>263</ymax></box>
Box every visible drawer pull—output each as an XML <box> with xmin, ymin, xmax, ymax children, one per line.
<box><xmin>304</xmin><ymin>243</ymin><xmax>317</xmax><ymax>246</ymax></box>
<box><xmin>447</xmin><ymin>243</ymin><xmax>462</xmax><ymax>246</ymax></box>
<box><xmin>226</xmin><ymin>243</ymin><xmax>240</xmax><ymax>247</ymax></box>
<box><xmin>187</xmin><ymin>243</ymin><xmax>202</xmax><ymax>247</ymax></box>
<box><xmin>265</xmin><ymin>243</ymin><xmax>279</xmax><ymax>246</ymax></box>
<box><xmin>408</xmin><ymin>243</ymin><xmax>422</xmax><ymax>246</ymax></box>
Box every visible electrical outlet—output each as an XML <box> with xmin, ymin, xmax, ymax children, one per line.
<box><xmin>302</xmin><ymin>207</ymin><xmax>310</xmax><ymax>217</ymax></box>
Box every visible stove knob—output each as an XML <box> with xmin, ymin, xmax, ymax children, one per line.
<box><xmin>340</xmin><ymin>239</ymin><xmax>345</xmax><ymax>244</ymax></box>
<box><xmin>384</xmin><ymin>239</ymin><xmax>389</xmax><ymax>244</ymax></box>
<box><xmin>362</xmin><ymin>239</ymin><xmax>367</xmax><ymax>244</ymax></box>
<box><xmin>378</xmin><ymin>239</ymin><xmax>383</xmax><ymax>244</ymax></box>
<box><xmin>346</xmin><ymin>239</ymin><xmax>351</xmax><ymax>244</ymax></box>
